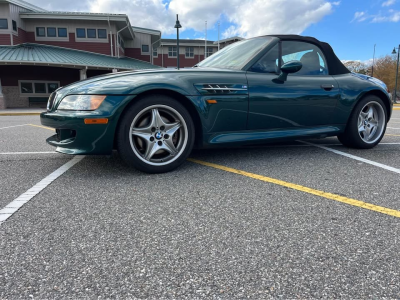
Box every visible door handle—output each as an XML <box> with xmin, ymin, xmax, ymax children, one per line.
<box><xmin>321</xmin><ymin>84</ymin><xmax>334</xmax><ymax>91</ymax></box>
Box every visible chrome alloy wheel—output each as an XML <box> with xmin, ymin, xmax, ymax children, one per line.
<box><xmin>357</xmin><ymin>101</ymin><xmax>385</xmax><ymax>144</ymax></box>
<box><xmin>129</xmin><ymin>105</ymin><xmax>188</xmax><ymax>166</ymax></box>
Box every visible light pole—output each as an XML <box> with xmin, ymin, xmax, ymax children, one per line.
<box><xmin>174</xmin><ymin>14</ymin><xmax>182</xmax><ymax>70</ymax></box>
<box><xmin>392</xmin><ymin>45</ymin><xmax>400</xmax><ymax>104</ymax></box>
<box><xmin>371</xmin><ymin>44</ymin><xmax>376</xmax><ymax>77</ymax></box>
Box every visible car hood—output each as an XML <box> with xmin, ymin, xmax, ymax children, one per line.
<box><xmin>56</xmin><ymin>67</ymin><xmax>245</xmax><ymax>97</ymax></box>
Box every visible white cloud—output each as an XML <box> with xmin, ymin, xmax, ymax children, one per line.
<box><xmin>372</xmin><ymin>9</ymin><xmax>400</xmax><ymax>22</ymax></box>
<box><xmin>352</xmin><ymin>11</ymin><xmax>367</xmax><ymax>22</ymax></box>
<box><xmin>382</xmin><ymin>0</ymin><xmax>396</xmax><ymax>7</ymax></box>
<box><xmin>89</xmin><ymin>0</ymin><xmax>177</xmax><ymax>34</ymax></box>
<box><xmin>219</xmin><ymin>0</ymin><xmax>333</xmax><ymax>38</ymax></box>
<box><xmin>29</xmin><ymin>0</ymin><xmax>334</xmax><ymax>38</ymax></box>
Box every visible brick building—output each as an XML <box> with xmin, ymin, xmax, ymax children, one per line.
<box><xmin>0</xmin><ymin>0</ymin><xmax>161</xmax><ymax>108</ymax></box>
<box><xmin>0</xmin><ymin>0</ymin><xmax>242</xmax><ymax>108</ymax></box>
<box><xmin>154</xmin><ymin>39</ymin><xmax>217</xmax><ymax>68</ymax></box>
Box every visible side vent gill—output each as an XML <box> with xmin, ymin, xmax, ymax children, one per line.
<box><xmin>195</xmin><ymin>84</ymin><xmax>248</xmax><ymax>95</ymax></box>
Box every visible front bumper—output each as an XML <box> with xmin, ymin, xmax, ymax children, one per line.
<box><xmin>41</xmin><ymin>95</ymin><xmax>135</xmax><ymax>155</ymax></box>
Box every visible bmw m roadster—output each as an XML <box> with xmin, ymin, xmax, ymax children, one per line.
<box><xmin>41</xmin><ymin>35</ymin><xmax>392</xmax><ymax>173</ymax></box>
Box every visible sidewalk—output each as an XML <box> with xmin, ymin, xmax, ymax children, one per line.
<box><xmin>0</xmin><ymin>108</ymin><xmax>45</xmax><ymax>116</ymax></box>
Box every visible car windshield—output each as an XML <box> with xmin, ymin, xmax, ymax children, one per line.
<box><xmin>197</xmin><ymin>37</ymin><xmax>273</xmax><ymax>70</ymax></box>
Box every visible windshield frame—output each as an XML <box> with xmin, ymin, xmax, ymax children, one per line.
<box><xmin>197</xmin><ymin>37</ymin><xmax>277</xmax><ymax>71</ymax></box>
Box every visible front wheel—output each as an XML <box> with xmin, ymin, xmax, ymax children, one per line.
<box><xmin>117</xmin><ymin>95</ymin><xmax>195</xmax><ymax>173</ymax></box>
<box><xmin>338</xmin><ymin>95</ymin><xmax>387</xmax><ymax>149</ymax></box>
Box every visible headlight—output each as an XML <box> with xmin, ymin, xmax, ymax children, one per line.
<box><xmin>57</xmin><ymin>95</ymin><xmax>106</xmax><ymax>110</ymax></box>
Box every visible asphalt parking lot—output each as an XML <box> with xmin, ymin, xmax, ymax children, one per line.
<box><xmin>1</xmin><ymin>111</ymin><xmax>400</xmax><ymax>299</ymax></box>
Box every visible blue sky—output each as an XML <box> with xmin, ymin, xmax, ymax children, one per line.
<box><xmin>162</xmin><ymin>0</ymin><xmax>399</xmax><ymax>62</ymax></box>
<box><xmin>31</xmin><ymin>0</ymin><xmax>399</xmax><ymax>62</ymax></box>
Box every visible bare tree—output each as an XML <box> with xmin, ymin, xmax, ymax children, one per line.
<box><xmin>373</xmin><ymin>55</ymin><xmax>397</xmax><ymax>93</ymax></box>
<box><xmin>343</xmin><ymin>60</ymin><xmax>369</xmax><ymax>74</ymax></box>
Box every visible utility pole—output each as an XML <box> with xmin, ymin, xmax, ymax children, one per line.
<box><xmin>205</xmin><ymin>21</ymin><xmax>207</xmax><ymax>59</ymax></box>
<box><xmin>218</xmin><ymin>22</ymin><xmax>220</xmax><ymax>51</ymax></box>
<box><xmin>371</xmin><ymin>44</ymin><xmax>376</xmax><ymax>77</ymax></box>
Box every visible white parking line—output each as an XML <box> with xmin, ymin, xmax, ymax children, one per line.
<box><xmin>387</xmin><ymin>127</ymin><xmax>400</xmax><ymax>130</ymax></box>
<box><xmin>0</xmin><ymin>156</ymin><xmax>85</xmax><ymax>225</ymax></box>
<box><xmin>0</xmin><ymin>151</ymin><xmax>57</xmax><ymax>155</ymax></box>
<box><xmin>0</xmin><ymin>124</ymin><xmax>29</xmax><ymax>130</ymax></box>
<box><xmin>250</xmin><ymin>142</ymin><xmax>400</xmax><ymax>149</ymax></box>
<box><xmin>300</xmin><ymin>141</ymin><xmax>400</xmax><ymax>175</ymax></box>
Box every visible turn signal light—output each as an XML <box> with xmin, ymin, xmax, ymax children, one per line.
<box><xmin>206</xmin><ymin>99</ymin><xmax>217</xmax><ymax>104</ymax></box>
<box><xmin>89</xmin><ymin>95</ymin><xmax>107</xmax><ymax>110</ymax></box>
<box><xmin>84</xmin><ymin>118</ymin><xmax>109</xmax><ymax>124</ymax></box>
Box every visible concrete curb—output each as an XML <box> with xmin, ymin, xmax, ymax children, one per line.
<box><xmin>0</xmin><ymin>113</ymin><xmax>42</xmax><ymax>116</ymax></box>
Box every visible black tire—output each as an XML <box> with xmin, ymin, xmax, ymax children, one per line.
<box><xmin>117</xmin><ymin>94</ymin><xmax>195</xmax><ymax>173</ymax></box>
<box><xmin>337</xmin><ymin>95</ymin><xmax>387</xmax><ymax>149</ymax></box>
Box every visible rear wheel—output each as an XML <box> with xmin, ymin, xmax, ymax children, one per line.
<box><xmin>338</xmin><ymin>95</ymin><xmax>387</xmax><ymax>149</ymax></box>
<box><xmin>117</xmin><ymin>95</ymin><xmax>195</xmax><ymax>173</ymax></box>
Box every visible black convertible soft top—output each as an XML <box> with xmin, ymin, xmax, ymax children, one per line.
<box><xmin>266</xmin><ymin>34</ymin><xmax>350</xmax><ymax>76</ymax></box>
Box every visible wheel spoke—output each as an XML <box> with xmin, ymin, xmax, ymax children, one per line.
<box><xmin>144</xmin><ymin>142</ymin><xmax>159</xmax><ymax>161</ymax></box>
<box><xmin>132</xmin><ymin>127</ymin><xmax>152</xmax><ymax>141</ymax></box>
<box><xmin>364</xmin><ymin>126</ymin><xmax>371</xmax><ymax>140</ymax></box>
<box><xmin>369</xmin><ymin>119</ymin><xmax>378</xmax><ymax>127</ymax></box>
<box><xmin>369</xmin><ymin>125</ymin><xmax>377</xmax><ymax>138</ymax></box>
<box><xmin>360</xmin><ymin>111</ymin><xmax>368</xmax><ymax>119</ymax></box>
<box><xmin>366</xmin><ymin>107</ymin><xmax>374</xmax><ymax>120</ymax></box>
<box><xmin>150</xmin><ymin>108</ymin><xmax>166</xmax><ymax>129</ymax></box>
<box><xmin>358</xmin><ymin>124</ymin><xmax>366</xmax><ymax>133</ymax></box>
<box><xmin>165</xmin><ymin>122</ymin><xmax>181</xmax><ymax>136</ymax></box>
<box><xmin>163</xmin><ymin>138</ymin><xmax>178</xmax><ymax>155</ymax></box>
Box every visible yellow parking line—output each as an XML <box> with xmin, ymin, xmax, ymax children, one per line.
<box><xmin>393</xmin><ymin>108</ymin><xmax>400</xmax><ymax>110</ymax></box>
<box><xmin>385</xmin><ymin>134</ymin><xmax>400</xmax><ymax>137</ymax></box>
<box><xmin>28</xmin><ymin>124</ymin><xmax>54</xmax><ymax>131</ymax></box>
<box><xmin>188</xmin><ymin>158</ymin><xmax>400</xmax><ymax>219</ymax></box>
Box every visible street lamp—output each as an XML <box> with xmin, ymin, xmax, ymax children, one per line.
<box><xmin>174</xmin><ymin>14</ymin><xmax>182</xmax><ymax>70</ymax></box>
<box><xmin>392</xmin><ymin>45</ymin><xmax>400</xmax><ymax>104</ymax></box>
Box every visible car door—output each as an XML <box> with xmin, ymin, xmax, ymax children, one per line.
<box><xmin>246</xmin><ymin>40</ymin><xmax>340</xmax><ymax>130</ymax></box>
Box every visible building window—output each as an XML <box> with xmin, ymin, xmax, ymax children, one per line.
<box><xmin>206</xmin><ymin>47</ymin><xmax>214</xmax><ymax>57</ymax></box>
<box><xmin>87</xmin><ymin>29</ymin><xmax>96</xmax><ymax>38</ymax></box>
<box><xmin>12</xmin><ymin>20</ymin><xmax>17</xmax><ymax>32</ymax></box>
<box><xmin>34</xmin><ymin>83</ymin><xmax>46</xmax><ymax>94</ymax></box>
<box><xmin>76</xmin><ymin>28</ymin><xmax>86</xmax><ymax>38</ymax></box>
<box><xmin>142</xmin><ymin>45</ymin><xmax>149</xmax><ymax>53</ymax></box>
<box><xmin>47</xmin><ymin>83</ymin><xmax>59</xmax><ymax>93</ymax></box>
<box><xmin>168</xmin><ymin>46</ymin><xmax>177</xmax><ymax>57</ymax></box>
<box><xmin>47</xmin><ymin>27</ymin><xmax>56</xmax><ymax>37</ymax></box>
<box><xmin>36</xmin><ymin>27</ymin><xmax>45</xmax><ymax>37</ymax></box>
<box><xmin>20</xmin><ymin>81</ymin><xmax>60</xmax><ymax>95</ymax></box>
<box><xmin>0</xmin><ymin>19</ymin><xmax>7</xmax><ymax>30</ymax></box>
<box><xmin>185</xmin><ymin>47</ymin><xmax>194</xmax><ymax>58</ymax></box>
<box><xmin>20</xmin><ymin>82</ymin><xmax>33</xmax><ymax>94</ymax></box>
<box><xmin>98</xmin><ymin>29</ymin><xmax>107</xmax><ymax>39</ymax></box>
<box><xmin>58</xmin><ymin>28</ymin><xmax>67</xmax><ymax>37</ymax></box>
<box><xmin>153</xmin><ymin>48</ymin><xmax>157</xmax><ymax>57</ymax></box>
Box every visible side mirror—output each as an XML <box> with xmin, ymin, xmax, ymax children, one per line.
<box><xmin>276</xmin><ymin>61</ymin><xmax>302</xmax><ymax>82</ymax></box>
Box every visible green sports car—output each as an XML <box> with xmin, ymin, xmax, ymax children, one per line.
<box><xmin>41</xmin><ymin>35</ymin><xmax>392</xmax><ymax>173</ymax></box>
